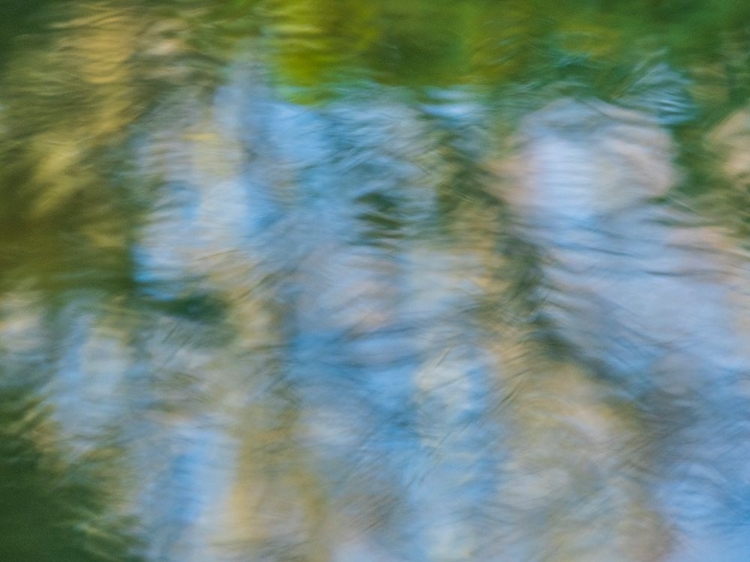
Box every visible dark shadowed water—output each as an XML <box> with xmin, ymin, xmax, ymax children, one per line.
<box><xmin>3</xmin><ymin>1</ymin><xmax>750</xmax><ymax>561</ymax></box>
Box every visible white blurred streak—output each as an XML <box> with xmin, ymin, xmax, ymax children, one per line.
<box><xmin>505</xmin><ymin>98</ymin><xmax>750</xmax><ymax>561</ymax></box>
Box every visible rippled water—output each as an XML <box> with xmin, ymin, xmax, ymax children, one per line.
<box><xmin>3</xmin><ymin>2</ymin><xmax>750</xmax><ymax>561</ymax></box>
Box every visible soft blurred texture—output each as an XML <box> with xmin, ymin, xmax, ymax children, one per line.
<box><xmin>2</xmin><ymin>1</ymin><xmax>750</xmax><ymax>561</ymax></box>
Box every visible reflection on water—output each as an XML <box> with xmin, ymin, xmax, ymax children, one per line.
<box><xmin>3</xmin><ymin>1</ymin><xmax>750</xmax><ymax>561</ymax></box>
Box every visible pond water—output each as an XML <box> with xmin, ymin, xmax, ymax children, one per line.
<box><xmin>3</xmin><ymin>2</ymin><xmax>750</xmax><ymax>561</ymax></box>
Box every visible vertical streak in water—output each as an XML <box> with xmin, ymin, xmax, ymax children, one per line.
<box><xmin>506</xmin><ymin>98</ymin><xmax>750</xmax><ymax>561</ymax></box>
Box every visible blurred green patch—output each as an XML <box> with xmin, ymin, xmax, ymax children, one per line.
<box><xmin>0</xmin><ymin>390</ymin><xmax>143</xmax><ymax>562</ymax></box>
